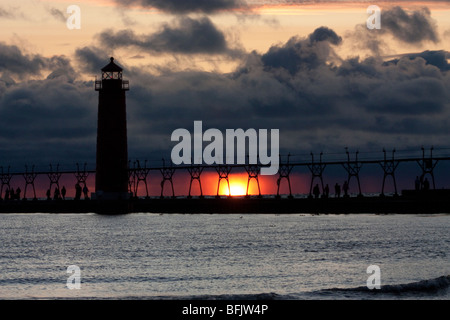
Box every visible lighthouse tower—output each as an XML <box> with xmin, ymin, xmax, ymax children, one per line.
<box><xmin>93</xmin><ymin>57</ymin><xmax>130</xmax><ymax>200</ymax></box>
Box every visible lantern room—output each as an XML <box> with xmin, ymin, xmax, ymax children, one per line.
<box><xmin>102</xmin><ymin>57</ymin><xmax>123</xmax><ymax>79</ymax></box>
<box><xmin>95</xmin><ymin>57</ymin><xmax>129</xmax><ymax>91</ymax></box>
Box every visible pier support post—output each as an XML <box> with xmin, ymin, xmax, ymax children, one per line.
<box><xmin>47</xmin><ymin>164</ymin><xmax>62</xmax><ymax>199</ymax></box>
<box><xmin>379</xmin><ymin>149</ymin><xmax>399</xmax><ymax>196</ymax></box>
<box><xmin>417</xmin><ymin>147</ymin><xmax>438</xmax><ymax>190</ymax></box>
<box><xmin>160</xmin><ymin>159</ymin><xmax>176</xmax><ymax>198</ymax></box>
<box><xmin>187</xmin><ymin>165</ymin><xmax>203</xmax><ymax>198</ymax></box>
<box><xmin>342</xmin><ymin>148</ymin><xmax>363</xmax><ymax>197</ymax></box>
<box><xmin>245</xmin><ymin>161</ymin><xmax>261</xmax><ymax>198</ymax></box>
<box><xmin>23</xmin><ymin>165</ymin><xmax>38</xmax><ymax>200</ymax></box>
<box><xmin>128</xmin><ymin>160</ymin><xmax>136</xmax><ymax>197</ymax></box>
<box><xmin>0</xmin><ymin>166</ymin><xmax>12</xmax><ymax>200</ymax></box>
<box><xmin>276</xmin><ymin>154</ymin><xmax>293</xmax><ymax>199</ymax></box>
<box><xmin>74</xmin><ymin>163</ymin><xmax>89</xmax><ymax>189</ymax></box>
<box><xmin>216</xmin><ymin>165</ymin><xmax>232</xmax><ymax>198</ymax></box>
<box><xmin>134</xmin><ymin>160</ymin><xmax>150</xmax><ymax>198</ymax></box>
<box><xmin>307</xmin><ymin>152</ymin><xmax>326</xmax><ymax>198</ymax></box>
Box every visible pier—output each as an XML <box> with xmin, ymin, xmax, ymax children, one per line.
<box><xmin>1</xmin><ymin>147</ymin><xmax>449</xmax><ymax>214</ymax></box>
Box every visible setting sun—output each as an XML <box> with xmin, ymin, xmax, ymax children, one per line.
<box><xmin>219</xmin><ymin>180</ymin><xmax>247</xmax><ymax>196</ymax></box>
<box><xmin>217</xmin><ymin>173</ymin><xmax>264</xmax><ymax>196</ymax></box>
<box><xmin>229</xmin><ymin>183</ymin><xmax>247</xmax><ymax>196</ymax></box>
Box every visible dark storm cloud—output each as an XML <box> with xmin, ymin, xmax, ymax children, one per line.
<box><xmin>347</xmin><ymin>6</ymin><xmax>440</xmax><ymax>57</ymax></box>
<box><xmin>123</xmin><ymin>26</ymin><xmax>450</xmax><ymax>158</ymax></box>
<box><xmin>385</xmin><ymin>50</ymin><xmax>450</xmax><ymax>72</ymax></box>
<box><xmin>261</xmin><ymin>27</ymin><xmax>341</xmax><ymax>74</ymax></box>
<box><xmin>74</xmin><ymin>46</ymin><xmax>107</xmax><ymax>74</ymax></box>
<box><xmin>0</xmin><ymin>77</ymin><xmax>97</xmax><ymax>168</ymax></box>
<box><xmin>309</xmin><ymin>27</ymin><xmax>342</xmax><ymax>45</ymax></box>
<box><xmin>98</xmin><ymin>17</ymin><xmax>239</xmax><ymax>56</ymax></box>
<box><xmin>2</xmin><ymin>25</ymin><xmax>450</xmax><ymax>168</ymax></box>
<box><xmin>115</xmin><ymin>0</ymin><xmax>246</xmax><ymax>14</ymax></box>
<box><xmin>0</xmin><ymin>44</ymin><xmax>95</xmax><ymax>167</ymax></box>
<box><xmin>0</xmin><ymin>43</ymin><xmax>77</xmax><ymax>81</ymax></box>
<box><xmin>0</xmin><ymin>43</ymin><xmax>47</xmax><ymax>77</ymax></box>
<box><xmin>382</xmin><ymin>6</ymin><xmax>439</xmax><ymax>44</ymax></box>
<box><xmin>91</xmin><ymin>25</ymin><xmax>450</xmax><ymax>158</ymax></box>
<box><xmin>45</xmin><ymin>56</ymin><xmax>78</xmax><ymax>83</ymax></box>
<box><xmin>366</xmin><ymin>77</ymin><xmax>446</xmax><ymax>114</ymax></box>
<box><xmin>334</xmin><ymin>53</ymin><xmax>449</xmax><ymax>118</ymax></box>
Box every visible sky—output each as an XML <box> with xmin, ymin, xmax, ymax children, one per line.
<box><xmin>1</xmin><ymin>0</ymin><xmax>450</xmax><ymax>196</ymax></box>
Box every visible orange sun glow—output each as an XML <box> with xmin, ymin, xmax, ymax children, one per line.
<box><xmin>218</xmin><ymin>174</ymin><xmax>258</xmax><ymax>196</ymax></box>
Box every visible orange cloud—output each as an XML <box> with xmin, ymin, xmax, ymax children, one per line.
<box><xmin>253</xmin><ymin>1</ymin><xmax>450</xmax><ymax>14</ymax></box>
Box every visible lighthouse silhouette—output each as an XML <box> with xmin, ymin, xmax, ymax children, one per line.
<box><xmin>93</xmin><ymin>57</ymin><xmax>130</xmax><ymax>200</ymax></box>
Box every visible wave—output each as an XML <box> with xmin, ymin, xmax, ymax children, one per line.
<box><xmin>322</xmin><ymin>275</ymin><xmax>450</xmax><ymax>295</ymax></box>
<box><xmin>48</xmin><ymin>292</ymin><xmax>286</xmax><ymax>300</ymax></box>
<box><xmin>148</xmin><ymin>292</ymin><xmax>285</xmax><ymax>300</ymax></box>
<box><xmin>6</xmin><ymin>277</ymin><xmax>448</xmax><ymax>300</ymax></box>
<box><xmin>105</xmin><ymin>276</ymin><xmax>450</xmax><ymax>300</ymax></box>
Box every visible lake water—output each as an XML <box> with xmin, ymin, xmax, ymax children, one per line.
<box><xmin>0</xmin><ymin>213</ymin><xmax>448</xmax><ymax>300</ymax></box>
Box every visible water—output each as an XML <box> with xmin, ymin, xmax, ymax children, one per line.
<box><xmin>0</xmin><ymin>213</ymin><xmax>448</xmax><ymax>300</ymax></box>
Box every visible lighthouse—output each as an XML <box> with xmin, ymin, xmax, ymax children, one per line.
<box><xmin>93</xmin><ymin>57</ymin><xmax>130</xmax><ymax>200</ymax></box>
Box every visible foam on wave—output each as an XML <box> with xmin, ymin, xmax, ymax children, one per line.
<box><xmin>323</xmin><ymin>275</ymin><xmax>450</xmax><ymax>294</ymax></box>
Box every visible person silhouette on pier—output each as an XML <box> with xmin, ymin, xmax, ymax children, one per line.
<box><xmin>16</xmin><ymin>187</ymin><xmax>21</xmax><ymax>200</ymax></box>
<box><xmin>5</xmin><ymin>188</ymin><xmax>10</xmax><ymax>201</ymax></box>
<box><xmin>313</xmin><ymin>184</ymin><xmax>320</xmax><ymax>199</ymax></box>
<box><xmin>334</xmin><ymin>183</ymin><xmax>341</xmax><ymax>198</ymax></box>
<box><xmin>54</xmin><ymin>187</ymin><xmax>60</xmax><ymax>200</ymax></box>
<box><xmin>83</xmin><ymin>185</ymin><xmax>89</xmax><ymax>200</ymax></box>
<box><xmin>46</xmin><ymin>189</ymin><xmax>51</xmax><ymax>201</ymax></box>
<box><xmin>9</xmin><ymin>188</ymin><xmax>15</xmax><ymax>201</ymax></box>
<box><xmin>75</xmin><ymin>183</ymin><xmax>82</xmax><ymax>200</ymax></box>
<box><xmin>343</xmin><ymin>181</ymin><xmax>349</xmax><ymax>197</ymax></box>
<box><xmin>61</xmin><ymin>186</ymin><xmax>66</xmax><ymax>200</ymax></box>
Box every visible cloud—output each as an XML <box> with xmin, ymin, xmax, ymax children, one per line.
<box><xmin>384</xmin><ymin>50</ymin><xmax>450</xmax><ymax>71</ymax></box>
<box><xmin>0</xmin><ymin>44</ymin><xmax>94</xmax><ymax>167</ymax></box>
<box><xmin>130</xmin><ymin>55</ymin><xmax>146</xmax><ymax>59</ymax></box>
<box><xmin>74</xmin><ymin>46</ymin><xmax>108</xmax><ymax>74</ymax></box>
<box><xmin>0</xmin><ymin>6</ymin><xmax>24</xmax><ymax>19</ymax></box>
<box><xmin>97</xmin><ymin>17</ymin><xmax>241</xmax><ymax>57</ymax></box>
<box><xmin>382</xmin><ymin>6</ymin><xmax>439</xmax><ymax>44</ymax></box>
<box><xmin>366</xmin><ymin>77</ymin><xmax>446</xmax><ymax>115</ymax></box>
<box><xmin>347</xmin><ymin>6</ymin><xmax>440</xmax><ymax>57</ymax></box>
<box><xmin>0</xmin><ymin>43</ymin><xmax>75</xmax><ymax>80</ymax></box>
<box><xmin>118</xmin><ymin>35</ymin><xmax>449</xmax><ymax>165</ymax></box>
<box><xmin>48</xmin><ymin>7</ymin><xmax>66</xmax><ymax>23</ymax></box>
<box><xmin>261</xmin><ymin>27</ymin><xmax>342</xmax><ymax>74</ymax></box>
<box><xmin>0</xmin><ymin>77</ymin><xmax>97</xmax><ymax>168</ymax></box>
<box><xmin>309</xmin><ymin>26</ymin><xmax>342</xmax><ymax>45</ymax></box>
<box><xmin>0</xmin><ymin>43</ymin><xmax>45</xmax><ymax>77</ymax></box>
<box><xmin>0</xmin><ymin>7</ymin><xmax>13</xmax><ymax>18</ymax></box>
<box><xmin>2</xmin><ymin>26</ymin><xmax>450</xmax><ymax>169</ymax></box>
<box><xmin>124</xmin><ymin>28</ymin><xmax>449</xmax><ymax>156</ymax></box>
<box><xmin>115</xmin><ymin>0</ymin><xmax>247</xmax><ymax>14</ymax></box>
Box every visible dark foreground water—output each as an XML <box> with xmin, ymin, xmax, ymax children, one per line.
<box><xmin>0</xmin><ymin>213</ymin><xmax>448</xmax><ymax>300</ymax></box>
